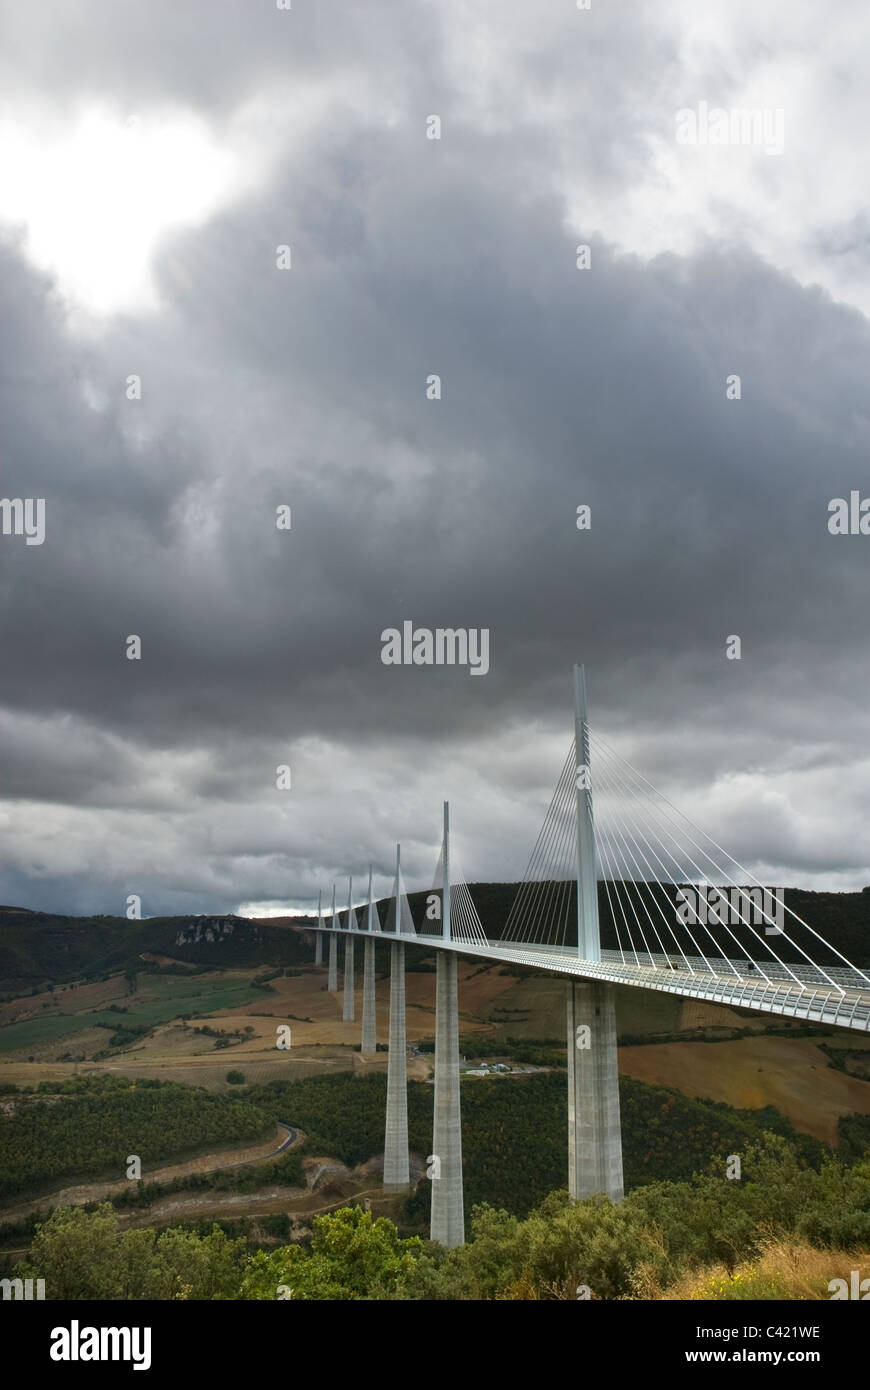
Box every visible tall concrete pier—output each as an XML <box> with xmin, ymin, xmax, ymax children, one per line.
<box><xmin>327</xmin><ymin>883</ymin><xmax>338</xmax><ymax>992</ymax></box>
<box><xmin>430</xmin><ymin>802</ymin><xmax>465</xmax><ymax>1246</ymax></box>
<box><xmin>383</xmin><ymin>845</ymin><xmax>409</xmax><ymax>1191</ymax></box>
<box><xmin>314</xmin><ymin>889</ymin><xmax>323</xmax><ymax>965</ymax></box>
<box><xmin>327</xmin><ymin>933</ymin><xmax>337</xmax><ymax>990</ymax></box>
<box><xmin>569</xmin><ymin>665</ymin><xmax>624</xmax><ymax>1202</ymax></box>
<box><xmin>361</xmin><ymin>865</ymin><xmax>377</xmax><ymax>1055</ymax></box>
<box><xmin>343</xmin><ymin>877</ymin><xmax>355</xmax><ymax>1022</ymax></box>
<box><xmin>567</xmin><ymin>981</ymin><xmax>624</xmax><ymax>1200</ymax></box>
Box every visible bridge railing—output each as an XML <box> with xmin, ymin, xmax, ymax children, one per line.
<box><xmin>483</xmin><ymin>942</ymin><xmax>870</xmax><ymax>1030</ymax></box>
<box><xmin>310</xmin><ymin>924</ymin><xmax>870</xmax><ymax>1031</ymax></box>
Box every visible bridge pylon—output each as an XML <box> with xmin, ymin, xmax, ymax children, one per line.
<box><xmin>361</xmin><ymin>865</ymin><xmax>377</xmax><ymax>1055</ymax></box>
<box><xmin>430</xmin><ymin>801</ymin><xmax>465</xmax><ymax>1247</ymax></box>
<box><xmin>570</xmin><ymin>665</ymin><xmax>624</xmax><ymax>1203</ymax></box>
<box><xmin>343</xmin><ymin>876</ymin><xmax>355</xmax><ymax>1022</ymax></box>
<box><xmin>383</xmin><ymin>844</ymin><xmax>409</xmax><ymax>1191</ymax></box>
<box><xmin>327</xmin><ymin>882</ymin><xmax>338</xmax><ymax>992</ymax></box>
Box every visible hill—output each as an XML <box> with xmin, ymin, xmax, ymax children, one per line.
<box><xmin>0</xmin><ymin>909</ymin><xmax>316</xmax><ymax>994</ymax></box>
<box><xmin>2</xmin><ymin>880</ymin><xmax>870</xmax><ymax>993</ymax></box>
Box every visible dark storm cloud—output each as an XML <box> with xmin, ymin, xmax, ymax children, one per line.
<box><xmin>3</xmin><ymin>1</ymin><xmax>870</xmax><ymax>914</ymax></box>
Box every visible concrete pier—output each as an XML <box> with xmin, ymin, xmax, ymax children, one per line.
<box><xmin>361</xmin><ymin>937</ymin><xmax>377</xmax><ymax>1054</ymax></box>
<box><xmin>327</xmin><ymin>934</ymin><xmax>338</xmax><ymax>991</ymax></box>
<box><xmin>567</xmin><ymin>666</ymin><xmax>624</xmax><ymax>1203</ymax></box>
<box><xmin>383</xmin><ymin>940</ymin><xmax>409</xmax><ymax>1190</ymax></box>
<box><xmin>430</xmin><ymin>802</ymin><xmax>465</xmax><ymax>1246</ymax></box>
<box><xmin>327</xmin><ymin>884</ymin><xmax>339</xmax><ymax>992</ymax></box>
<box><xmin>567</xmin><ymin>980</ymin><xmax>624</xmax><ymax>1202</ymax></box>
<box><xmin>361</xmin><ymin>864</ymin><xmax>378</xmax><ymax>1054</ymax></box>
<box><xmin>430</xmin><ymin>950</ymin><xmax>464</xmax><ymax>1245</ymax></box>
<box><xmin>343</xmin><ymin>878</ymin><xmax>356</xmax><ymax>1022</ymax></box>
<box><xmin>343</xmin><ymin>933</ymin><xmax>355</xmax><ymax>1022</ymax></box>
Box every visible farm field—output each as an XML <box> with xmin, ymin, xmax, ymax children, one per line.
<box><xmin>0</xmin><ymin>973</ymin><xmax>262</xmax><ymax>1059</ymax></box>
<box><xmin>2</xmin><ymin>946</ymin><xmax>868</xmax><ymax>1144</ymax></box>
<box><xmin>0</xmin><ymin>957</ymin><xmax>503</xmax><ymax>1040</ymax></box>
<box><xmin>617</xmin><ymin>1034</ymin><xmax>870</xmax><ymax>1145</ymax></box>
<box><xmin>0</xmin><ymin>956</ymin><xmax>497</xmax><ymax>1089</ymax></box>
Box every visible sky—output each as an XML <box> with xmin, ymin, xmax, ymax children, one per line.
<box><xmin>2</xmin><ymin>0</ymin><xmax>870</xmax><ymax>919</ymax></box>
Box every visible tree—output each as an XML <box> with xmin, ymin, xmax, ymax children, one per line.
<box><xmin>16</xmin><ymin>1204</ymin><xmax>247</xmax><ymax>1300</ymax></box>
<box><xmin>241</xmin><ymin>1206</ymin><xmax>423</xmax><ymax>1300</ymax></box>
<box><xmin>153</xmin><ymin>1225</ymin><xmax>247</xmax><ymax>1300</ymax></box>
<box><xmin>19</xmin><ymin>1204</ymin><xmax>125</xmax><ymax>1300</ymax></box>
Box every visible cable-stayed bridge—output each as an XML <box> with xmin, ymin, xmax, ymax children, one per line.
<box><xmin>294</xmin><ymin>666</ymin><xmax>870</xmax><ymax>1249</ymax></box>
<box><xmin>360</xmin><ymin>937</ymin><xmax>870</xmax><ymax>1034</ymax></box>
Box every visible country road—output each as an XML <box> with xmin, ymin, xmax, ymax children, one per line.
<box><xmin>275</xmin><ymin>1121</ymin><xmax>298</xmax><ymax>1151</ymax></box>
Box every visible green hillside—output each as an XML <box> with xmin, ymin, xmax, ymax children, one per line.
<box><xmin>2</xmin><ymin>880</ymin><xmax>869</xmax><ymax>994</ymax></box>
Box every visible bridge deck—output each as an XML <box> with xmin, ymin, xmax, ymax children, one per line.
<box><xmin>312</xmin><ymin>926</ymin><xmax>870</xmax><ymax>1033</ymax></box>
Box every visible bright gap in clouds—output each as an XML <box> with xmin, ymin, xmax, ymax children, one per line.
<box><xmin>0</xmin><ymin>107</ymin><xmax>244</xmax><ymax>316</ymax></box>
<box><xmin>235</xmin><ymin>902</ymin><xmax>317</xmax><ymax>919</ymax></box>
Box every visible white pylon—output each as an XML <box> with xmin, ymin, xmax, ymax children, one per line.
<box><xmin>574</xmin><ymin>663</ymin><xmax>600</xmax><ymax>962</ymax></box>
<box><xmin>327</xmin><ymin>883</ymin><xmax>338</xmax><ymax>991</ymax></box>
<box><xmin>431</xmin><ymin>800</ymin><xmax>464</xmax><ymax>1246</ymax></box>
<box><xmin>343</xmin><ymin>876</ymin><xmax>355</xmax><ymax>1021</ymax></box>
<box><xmin>361</xmin><ymin>864</ymin><xmax>377</xmax><ymax>1054</ymax></box>
<box><xmin>384</xmin><ymin>842</ymin><xmax>409</xmax><ymax>1190</ymax></box>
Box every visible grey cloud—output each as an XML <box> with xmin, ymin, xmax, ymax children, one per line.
<box><xmin>3</xmin><ymin>3</ymin><xmax>870</xmax><ymax>914</ymax></box>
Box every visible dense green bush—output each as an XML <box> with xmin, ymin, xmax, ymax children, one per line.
<box><xmin>14</xmin><ymin>1140</ymin><xmax>870</xmax><ymax>1300</ymax></box>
